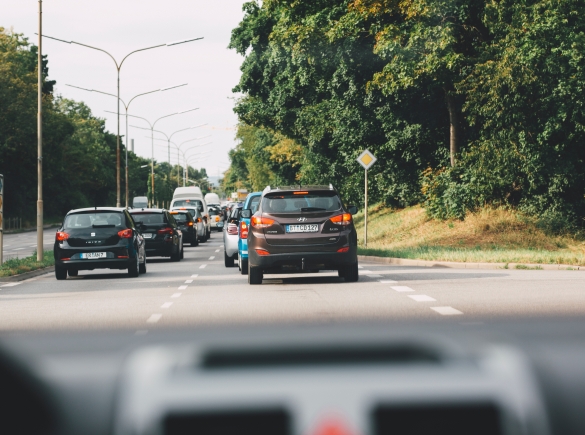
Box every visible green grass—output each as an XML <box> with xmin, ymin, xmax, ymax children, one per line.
<box><xmin>0</xmin><ymin>251</ymin><xmax>54</xmax><ymax>277</ymax></box>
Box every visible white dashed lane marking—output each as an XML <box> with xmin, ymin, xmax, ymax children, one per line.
<box><xmin>191</xmin><ymin>274</ymin><xmax>199</xmax><ymax>278</ymax></box>
<box><xmin>367</xmin><ymin>274</ymin><xmax>383</xmax><ymax>278</ymax></box>
<box><xmin>391</xmin><ymin>286</ymin><xmax>415</xmax><ymax>292</ymax></box>
<box><xmin>1</xmin><ymin>283</ymin><xmax>21</xmax><ymax>287</ymax></box>
<box><xmin>178</xmin><ymin>285</ymin><xmax>188</xmax><ymax>290</ymax></box>
<box><xmin>171</xmin><ymin>293</ymin><xmax>182</xmax><ymax>298</ymax></box>
<box><xmin>379</xmin><ymin>280</ymin><xmax>398</xmax><ymax>284</ymax></box>
<box><xmin>431</xmin><ymin>306</ymin><xmax>464</xmax><ymax>316</ymax></box>
<box><xmin>199</xmin><ymin>264</ymin><xmax>207</xmax><ymax>269</ymax></box>
<box><xmin>408</xmin><ymin>294</ymin><xmax>436</xmax><ymax>302</ymax></box>
<box><xmin>185</xmin><ymin>280</ymin><xmax>193</xmax><ymax>284</ymax></box>
<box><xmin>359</xmin><ymin>270</ymin><xmax>374</xmax><ymax>274</ymax></box>
<box><xmin>147</xmin><ymin>314</ymin><xmax>162</xmax><ymax>323</ymax></box>
<box><xmin>161</xmin><ymin>302</ymin><xmax>173</xmax><ymax>309</ymax></box>
<box><xmin>215</xmin><ymin>249</ymin><xmax>220</xmax><ymax>253</ymax></box>
<box><xmin>209</xmin><ymin>256</ymin><xmax>215</xmax><ymax>260</ymax></box>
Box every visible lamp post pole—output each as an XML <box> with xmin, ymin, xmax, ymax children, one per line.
<box><xmin>42</xmin><ymin>34</ymin><xmax>203</xmax><ymax>206</ymax></box>
<box><xmin>67</xmin><ymin>84</ymin><xmax>187</xmax><ymax>207</ymax></box>
<box><xmin>37</xmin><ymin>0</ymin><xmax>43</xmax><ymax>261</ymax></box>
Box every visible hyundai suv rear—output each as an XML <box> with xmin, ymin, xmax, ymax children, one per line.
<box><xmin>246</xmin><ymin>185</ymin><xmax>359</xmax><ymax>284</ymax></box>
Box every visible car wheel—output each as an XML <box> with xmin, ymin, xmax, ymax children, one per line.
<box><xmin>139</xmin><ymin>258</ymin><xmax>147</xmax><ymax>274</ymax></box>
<box><xmin>128</xmin><ymin>255</ymin><xmax>139</xmax><ymax>278</ymax></box>
<box><xmin>240</xmin><ymin>258</ymin><xmax>248</xmax><ymax>275</ymax></box>
<box><xmin>170</xmin><ymin>247</ymin><xmax>181</xmax><ymax>262</ymax></box>
<box><xmin>191</xmin><ymin>239</ymin><xmax>198</xmax><ymax>247</ymax></box>
<box><xmin>248</xmin><ymin>265</ymin><xmax>263</xmax><ymax>285</ymax></box>
<box><xmin>180</xmin><ymin>244</ymin><xmax>184</xmax><ymax>259</ymax></box>
<box><xmin>68</xmin><ymin>268</ymin><xmax>78</xmax><ymax>277</ymax></box>
<box><xmin>344</xmin><ymin>262</ymin><xmax>359</xmax><ymax>282</ymax></box>
<box><xmin>224</xmin><ymin>251</ymin><xmax>235</xmax><ymax>268</ymax></box>
<box><xmin>206</xmin><ymin>230</ymin><xmax>211</xmax><ymax>240</ymax></box>
<box><xmin>55</xmin><ymin>266</ymin><xmax>67</xmax><ymax>280</ymax></box>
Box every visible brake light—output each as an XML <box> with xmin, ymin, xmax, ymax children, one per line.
<box><xmin>227</xmin><ymin>223</ymin><xmax>238</xmax><ymax>235</ymax></box>
<box><xmin>256</xmin><ymin>249</ymin><xmax>270</xmax><ymax>256</ymax></box>
<box><xmin>196</xmin><ymin>218</ymin><xmax>201</xmax><ymax>223</ymax></box>
<box><xmin>188</xmin><ymin>221</ymin><xmax>194</xmax><ymax>226</ymax></box>
<box><xmin>118</xmin><ymin>229</ymin><xmax>133</xmax><ymax>238</ymax></box>
<box><xmin>56</xmin><ymin>231</ymin><xmax>69</xmax><ymax>241</ymax></box>
<box><xmin>117</xmin><ymin>255</ymin><xmax>129</xmax><ymax>259</ymax></box>
<box><xmin>239</xmin><ymin>221</ymin><xmax>248</xmax><ymax>239</ymax></box>
<box><xmin>337</xmin><ymin>246</ymin><xmax>350</xmax><ymax>253</ymax></box>
<box><xmin>330</xmin><ymin>213</ymin><xmax>352</xmax><ymax>226</ymax></box>
<box><xmin>251</xmin><ymin>216</ymin><xmax>275</xmax><ymax>228</ymax></box>
<box><xmin>294</xmin><ymin>191</ymin><xmax>309</xmax><ymax>195</ymax></box>
<box><xmin>158</xmin><ymin>227</ymin><xmax>174</xmax><ymax>235</ymax></box>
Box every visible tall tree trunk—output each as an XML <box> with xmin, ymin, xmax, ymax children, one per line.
<box><xmin>446</xmin><ymin>91</ymin><xmax>459</xmax><ymax>167</ymax></box>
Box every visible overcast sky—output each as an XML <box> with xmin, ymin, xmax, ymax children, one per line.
<box><xmin>3</xmin><ymin>0</ymin><xmax>248</xmax><ymax>179</ymax></box>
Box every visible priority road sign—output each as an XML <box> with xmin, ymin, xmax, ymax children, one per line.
<box><xmin>357</xmin><ymin>149</ymin><xmax>377</xmax><ymax>170</ymax></box>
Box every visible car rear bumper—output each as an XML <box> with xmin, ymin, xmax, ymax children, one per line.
<box><xmin>224</xmin><ymin>233</ymin><xmax>239</xmax><ymax>257</ymax></box>
<box><xmin>55</xmin><ymin>257</ymin><xmax>132</xmax><ymax>271</ymax></box>
<box><xmin>249</xmin><ymin>246</ymin><xmax>357</xmax><ymax>272</ymax></box>
<box><xmin>144</xmin><ymin>240</ymin><xmax>175</xmax><ymax>257</ymax></box>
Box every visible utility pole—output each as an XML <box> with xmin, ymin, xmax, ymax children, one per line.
<box><xmin>37</xmin><ymin>0</ymin><xmax>44</xmax><ymax>261</ymax></box>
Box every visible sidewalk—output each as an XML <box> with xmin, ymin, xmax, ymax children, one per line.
<box><xmin>357</xmin><ymin>255</ymin><xmax>583</xmax><ymax>271</ymax></box>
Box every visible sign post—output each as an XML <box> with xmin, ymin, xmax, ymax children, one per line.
<box><xmin>0</xmin><ymin>174</ymin><xmax>4</xmax><ymax>265</ymax></box>
<box><xmin>356</xmin><ymin>150</ymin><xmax>377</xmax><ymax>248</ymax></box>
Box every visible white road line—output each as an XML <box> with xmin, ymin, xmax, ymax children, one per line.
<box><xmin>185</xmin><ymin>280</ymin><xmax>193</xmax><ymax>284</ymax></box>
<box><xmin>199</xmin><ymin>264</ymin><xmax>207</xmax><ymax>269</ymax></box>
<box><xmin>1</xmin><ymin>283</ymin><xmax>21</xmax><ymax>287</ymax></box>
<box><xmin>147</xmin><ymin>314</ymin><xmax>162</xmax><ymax>323</ymax></box>
<box><xmin>379</xmin><ymin>280</ymin><xmax>398</xmax><ymax>284</ymax></box>
<box><xmin>191</xmin><ymin>274</ymin><xmax>199</xmax><ymax>278</ymax></box>
<box><xmin>171</xmin><ymin>293</ymin><xmax>182</xmax><ymax>298</ymax></box>
<box><xmin>215</xmin><ymin>249</ymin><xmax>220</xmax><ymax>253</ymax></box>
<box><xmin>209</xmin><ymin>256</ymin><xmax>215</xmax><ymax>260</ymax></box>
<box><xmin>359</xmin><ymin>270</ymin><xmax>375</xmax><ymax>274</ymax></box>
<box><xmin>358</xmin><ymin>265</ymin><xmax>363</xmax><ymax>269</ymax></box>
<box><xmin>367</xmin><ymin>274</ymin><xmax>383</xmax><ymax>278</ymax></box>
<box><xmin>390</xmin><ymin>286</ymin><xmax>415</xmax><ymax>292</ymax></box>
<box><xmin>161</xmin><ymin>302</ymin><xmax>173</xmax><ymax>309</ymax></box>
<box><xmin>408</xmin><ymin>294</ymin><xmax>436</xmax><ymax>302</ymax></box>
<box><xmin>431</xmin><ymin>306</ymin><xmax>464</xmax><ymax>316</ymax></box>
<box><xmin>178</xmin><ymin>285</ymin><xmax>188</xmax><ymax>290</ymax></box>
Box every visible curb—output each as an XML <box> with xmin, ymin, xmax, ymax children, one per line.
<box><xmin>0</xmin><ymin>266</ymin><xmax>55</xmax><ymax>283</ymax></box>
<box><xmin>357</xmin><ymin>255</ymin><xmax>583</xmax><ymax>271</ymax></box>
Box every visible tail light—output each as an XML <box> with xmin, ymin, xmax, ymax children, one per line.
<box><xmin>56</xmin><ymin>231</ymin><xmax>69</xmax><ymax>241</ymax></box>
<box><xmin>337</xmin><ymin>246</ymin><xmax>350</xmax><ymax>253</ymax></box>
<box><xmin>196</xmin><ymin>217</ymin><xmax>202</xmax><ymax>223</ymax></box>
<box><xmin>256</xmin><ymin>249</ymin><xmax>270</xmax><ymax>256</ymax></box>
<box><xmin>330</xmin><ymin>213</ymin><xmax>352</xmax><ymax>226</ymax></box>
<box><xmin>251</xmin><ymin>216</ymin><xmax>275</xmax><ymax>228</ymax></box>
<box><xmin>239</xmin><ymin>221</ymin><xmax>248</xmax><ymax>239</ymax></box>
<box><xmin>158</xmin><ymin>227</ymin><xmax>174</xmax><ymax>235</ymax></box>
<box><xmin>215</xmin><ymin>216</ymin><xmax>220</xmax><ymax>222</ymax></box>
<box><xmin>118</xmin><ymin>229</ymin><xmax>133</xmax><ymax>238</ymax></box>
<box><xmin>227</xmin><ymin>223</ymin><xmax>238</xmax><ymax>235</ymax></box>
<box><xmin>188</xmin><ymin>221</ymin><xmax>194</xmax><ymax>226</ymax></box>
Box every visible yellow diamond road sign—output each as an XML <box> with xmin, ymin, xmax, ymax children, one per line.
<box><xmin>357</xmin><ymin>149</ymin><xmax>377</xmax><ymax>170</ymax></box>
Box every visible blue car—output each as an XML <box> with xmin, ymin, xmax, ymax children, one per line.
<box><xmin>237</xmin><ymin>192</ymin><xmax>263</xmax><ymax>275</ymax></box>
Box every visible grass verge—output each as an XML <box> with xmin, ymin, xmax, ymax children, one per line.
<box><xmin>0</xmin><ymin>251</ymin><xmax>54</xmax><ymax>277</ymax></box>
<box><xmin>355</xmin><ymin>205</ymin><xmax>585</xmax><ymax>266</ymax></box>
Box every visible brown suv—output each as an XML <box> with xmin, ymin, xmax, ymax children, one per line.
<box><xmin>245</xmin><ymin>185</ymin><xmax>359</xmax><ymax>284</ymax></box>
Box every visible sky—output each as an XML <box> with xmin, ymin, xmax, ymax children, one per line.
<box><xmin>2</xmin><ymin>0</ymin><xmax>248</xmax><ymax>180</ymax></box>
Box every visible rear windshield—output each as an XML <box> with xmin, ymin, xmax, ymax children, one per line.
<box><xmin>172</xmin><ymin>208</ymin><xmax>197</xmax><ymax>218</ymax></box>
<box><xmin>209</xmin><ymin>208</ymin><xmax>220</xmax><ymax>216</ymax></box>
<box><xmin>171</xmin><ymin>212</ymin><xmax>191</xmax><ymax>223</ymax></box>
<box><xmin>129</xmin><ymin>213</ymin><xmax>165</xmax><ymax>224</ymax></box>
<box><xmin>173</xmin><ymin>199</ymin><xmax>203</xmax><ymax>211</ymax></box>
<box><xmin>64</xmin><ymin>212</ymin><xmax>128</xmax><ymax>229</ymax></box>
<box><xmin>262</xmin><ymin>192</ymin><xmax>342</xmax><ymax>213</ymax></box>
<box><xmin>249</xmin><ymin>196</ymin><xmax>261</xmax><ymax>214</ymax></box>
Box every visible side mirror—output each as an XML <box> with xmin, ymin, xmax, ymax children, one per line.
<box><xmin>347</xmin><ymin>205</ymin><xmax>358</xmax><ymax>215</ymax></box>
<box><xmin>241</xmin><ymin>209</ymin><xmax>252</xmax><ymax>219</ymax></box>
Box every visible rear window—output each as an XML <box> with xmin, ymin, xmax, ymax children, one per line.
<box><xmin>64</xmin><ymin>212</ymin><xmax>128</xmax><ymax>229</ymax></box>
<box><xmin>172</xmin><ymin>207</ymin><xmax>198</xmax><ymax>218</ymax></box>
<box><xmin>171</xmin><ymin>212</ymin><xmax>191</xmax><ymax>224</ymax></box>
<box><xmin>129</xmin><ymin>213</ymin><xmax>165</xmax><ymax>224</ymax></box>
<box><xmin>262</xmin><ymin>192</ymin><xmax>342</xmax><ymax>213</ymax></box>
<box><xmin>249</xmin><ymin>196</ymin><xmax>261</xmax><ymax>213</ymax></box>
<box><xmin>173</xmin><ymin>199</ymin><xmax>203</xmax><ymax>211</ymax></box>
<box><xmin>209</xmin><ymin>208</ymin><xmax>220</xmax><ymax>216</ymax></box>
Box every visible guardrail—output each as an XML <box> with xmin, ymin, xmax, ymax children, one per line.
<box><xmin>5</xmin><ymin>217</ymin><xmax>22</xmax><ymax>231</ymax></box>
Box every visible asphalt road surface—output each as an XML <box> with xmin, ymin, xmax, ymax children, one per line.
<box><xmin>2</xmin><ymin>228</ymin><xmax>57</xmax><ymax>260</ymax></box>
<box><xmin>0</xmin><ymin>232</ymin><xmax>584</xmax><ymax>331</ymax></box>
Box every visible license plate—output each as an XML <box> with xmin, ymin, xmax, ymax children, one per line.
<box><xmin>286</xmin><ymin>224</ymin><xmax>319</xmax><ymax>233</ymax></box>
<box><xmin>80</xmin><ymin>252</ymin><xmax>106</xmax><ymax>259</ymax></box>
<box><xmin>142</xmin><ymin>233</ymin><xmax>154</xmax><ymax>239</ymax></box>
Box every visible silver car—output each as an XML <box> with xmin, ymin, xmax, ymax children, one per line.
<box><xmin>171</xmin><ymin>207</ymin><xmax>206</xmax><ymax>243</ymax></box>
<box><xmin>223</xmin><ymin>204</ymin><xmax>242</xmax><ymax>267</ymax></box>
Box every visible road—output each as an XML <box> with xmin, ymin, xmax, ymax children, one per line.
<box><xmin>0</xmin><ymin>232</ymin><xmax>584</xmax><ymax>331</ymax></box>
<box><xmin>2</xmin><ymin>228</ymin><xmax>58</xmax><ymax>260</ymax></box>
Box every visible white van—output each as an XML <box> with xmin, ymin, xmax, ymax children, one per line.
<box><xmin>132</xmin><ymin>196</ymin><xmax>148</xmax><ymax>209</ymax></box>
<box><xmin>170</xmin><ymin>187</ymin><xmax>210</xmax><ymax>239</ymax></box>
<box><xmin>204</xmin><ymin>193</ymin><xmax>221</xmax><ymax>207</ymax></box>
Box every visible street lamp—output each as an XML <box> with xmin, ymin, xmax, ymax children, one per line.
<box><xmin>108</xmin><ymin>109</ymin><xmax>199</xmax><ymax>206</ymax></box>
<box><xmin>41</xmin><ymin>33</ymin><xmax>203</xmax><ymax>206</ymax></box>
<box><xmin>66</xmin><ymin>83</ymin><xmax>187</xmax><ymax>207</ymax></box>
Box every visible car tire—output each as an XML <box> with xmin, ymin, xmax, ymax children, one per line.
<box><xmin>248</xmin><ymin>265</ymin><xmax>263</xmax><ymax>285</ymax></box>
<box><xmin>224</xmin><ymin>251</ymin><xmax>235</xmax><ymax>268</ymax></box>
<box><xmin>55</xmin><ymin>266</ymin><xmax>67</xmax><ymax>280</ymax></box>
<box><xmin>190</xmin><ymin>239</ymin><xmax>198</xmax><ymax>247</ymax></box>
<box><xmin>180</xmin><ymin>245</ymin><xmax>184</xmax><ymax>259</ymax></box>
<box><xmin>128</xmin><ymin>255</ymin><xmax>139</xmax><ymax>278</ymax></box>
<box><xmin>68</xmin><ymin>268</ymin><xmax>78</xmax><ymax>277</ymax></box>
<box><xmin>170</xmin><ymin>247</ymin><xmax>181</xmax><ymax>262</ymax></box>
<box><xmin>206</xmin><ymin>230</ymin><xmax>211</xmax><ymax>240</ymax></box>
<box><xmin>344</xmin><ymin>263</ymin><xmax>359</xmax><ymax>282</ymax></box>
<box><xmin>139</xmin><ymin>258</ymin><xmax>147</xmax><ymax>274</ymax></box>
<box><xmin>240</xmin><ymin>258</ymin><xmax>248</xmax><ymax>275</ymax></box>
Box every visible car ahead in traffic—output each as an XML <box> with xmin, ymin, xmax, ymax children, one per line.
<box><xmin>237</xmin><ymin>191</ymin><xmax>263</xmax><ymax>275</ymax></box>
<box><xmin>170</xmin><ymin>210</ymin><xmax>198</xmax><ymax>247</ymax></box>
<box><xmin>208</xmin><ymin>206</ymin><xmax>224</xmax><ymax>232</ymax></box>
<box><xmin>170</xmin><ymin>187</ymin><xmax>211</xmax><ymax>239</ymax></box>
<box><xmin>223</xmin><ymin>203</ymin><xmax>243</xmax><ymax>267</ymax></box>
<box><xmin>171</xmin><ymin>207</ymin><xmax>207</xmax><ymax>243</ymax></box>
<box><xmin>245</xmin><ymin>185</ymin><xmax>359</xmax><ymax>284</ymax></box>
<box><xmin>54</xmin><ymin>207</ymin><xmax>146</xmax><ymax>280</ymax></box>
<box><xmin>128</xmin><ymin>209</ymin><xmax>183</xmax><ymax>261</ymax></box>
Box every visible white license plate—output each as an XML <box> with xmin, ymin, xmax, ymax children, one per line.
<box><xmin>80</xmin><ymin>252</ymin><xmax>107</xmax><ymax>259</ymax></box>
<box><xmin>142</xmin><ymin>233</ymin><xmax>155</xmax><ymax>239</ymax></box>
<box><xmin>286</xmin><ymin>224</ymin><xmax>319</xmax><ymax>233</ymax></box>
